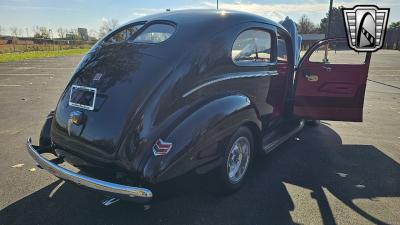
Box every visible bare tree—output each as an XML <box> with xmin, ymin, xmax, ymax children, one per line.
<box><xmin>99</xmin><ymin>18</ymin><xmax>118</xmax><ymax>37</ymax></box>
<box><xmin>9</xmin><ymin>26</ymin><xmax>18</xmax><ymax>52</ymax></box>
<box><xmin>89</xmin><ymin>28</ymin><xmax>98</xmax><ymax>39</ymax></box>
<box><xmin>18</xmin><ymin>28</ymin><xmax>24</xmax><ymax>37</ymax></box>
<box><xmin>297</xmin><ymin>15</ymin><xmax>315</xmax><ymax>34</ymax></box>
<box><xmin>57</xmin><ymin>27</ymin><xmax>66</xmax><ymax>38</ymax></box>
<box><xmin>32</xmin><ymin>26</ymin><xmax>39</xmax><ymax>37</ymax></box>
<box><xmin>32</xmin><ymin>26</ymin><xmax>50</xmax><ymax>38</ymax></box>
<box><xmin>10</xmin><ymin>26</ymin><xmax>18</xmax><ymax>37</ymax></box>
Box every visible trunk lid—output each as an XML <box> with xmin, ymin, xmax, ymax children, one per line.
<box><xmin>51</xmin><ymin>44</ymin><xmax>172</xmax><ymax>162</ymax></box>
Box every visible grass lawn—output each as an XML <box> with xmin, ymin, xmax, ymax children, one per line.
<box><xmin>0</xmin><ymin>48</ymin><xmax>89</xmax><ymax>63</ymax></box>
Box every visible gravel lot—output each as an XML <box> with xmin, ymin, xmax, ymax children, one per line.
<box><xmin>0</xmin><ymin>50</ymin><xmax>399</xmax><ymax>225</ymax></box>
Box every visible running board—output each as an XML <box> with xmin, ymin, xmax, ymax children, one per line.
<box><xmin>262</xmin><ymin>120</ymin><xmax>304</xmax><ymax>154</ymax></box>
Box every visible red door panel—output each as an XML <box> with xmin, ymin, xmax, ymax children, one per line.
<box><xmin>294</xmin><ymin>38</ymin><xmax>371</xmax><ymax>122</ymax></box>
<box><xmin>319</xmin><ymin>82</ymin><xmax>357</xmax><ymax>95</ymax></box>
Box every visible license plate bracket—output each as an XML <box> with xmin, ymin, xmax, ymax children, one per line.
<box><xmin>69</xmin><ymin>85</ymin><xmax>97</xmax><ymax>111</ymax></box>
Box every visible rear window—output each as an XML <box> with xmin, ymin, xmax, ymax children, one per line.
<box><xmin>133</xmin><ymin>24</ymin><xmax>175</xmax><ymax>43</ymax></box>
<box><xmin>104</xmin><ymin>24</ymin><xmax>143</xmax><ymax>44</ymax></box>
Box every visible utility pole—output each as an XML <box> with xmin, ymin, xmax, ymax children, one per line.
<box><xmin>326</xmin><ymin>0</ymin><xmax>333</xmax><ymax>39</ymax></box>
<box><xmin>49</xmin><ymin>29</ymin><xmax>54</xmax><ymax>51</ymax></box>
<box><xmin>324</xmin><ymin>0</ymin><xmax>333</xmax><ymax>63</ymax></box>
<box><xmin>217</xmin><ymin>0</ymin><xmax>219</xmax><ymax>10</ymax></box>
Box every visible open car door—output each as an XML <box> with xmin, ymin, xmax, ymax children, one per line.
<box><xmin>294</xmin><ymin>38</ymin><xmax>372</xmax><ymax>122</ymax></box>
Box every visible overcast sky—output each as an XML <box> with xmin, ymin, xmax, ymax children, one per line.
<box><xmin>0</xmin><ymin>0</ymin><xmax>398</xmax><ymax>36</ymax></box>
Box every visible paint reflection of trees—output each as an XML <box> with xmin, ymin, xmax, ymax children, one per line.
<box><xmin>75</xmin><ymin>43</ymin><xmax>148</xmax><ymax>92</ymax></box>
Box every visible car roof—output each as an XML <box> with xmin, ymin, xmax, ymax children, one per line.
<box><xmin>123</xmin><ymin>9</ymin><xmax>285</xmax><ymax>32</ymax></box>
<box><xmin>107</xmin><ymin>10</ymin><xmax>289</xmax><ymax>62</ymax></box>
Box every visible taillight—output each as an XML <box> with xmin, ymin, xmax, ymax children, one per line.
<box><xmin>153</xmin><ymin>139</ymin><xmax>173</xmax><ymax>156</ymax></box>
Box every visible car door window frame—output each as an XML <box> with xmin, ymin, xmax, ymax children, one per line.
<box><xmin>301</xmin><ymin>38</ymin><xmax>371</xmax><ymax>67</ymax></box>
<box><xmin>307</xmin><ymin>40</ymin><xmax>368</xmax><ymax>65</ymax></box>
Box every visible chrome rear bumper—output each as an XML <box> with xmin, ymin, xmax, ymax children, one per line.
<box><xmin>26</xmin><ymin>137</ymin><xmax>152</xmax><ymax>203</ymax></box>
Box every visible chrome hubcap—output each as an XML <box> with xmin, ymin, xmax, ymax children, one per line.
<box><xmin>227</xmin><ymin>136</ymin><xmax>250</xmax><ymax>183</ymax></box>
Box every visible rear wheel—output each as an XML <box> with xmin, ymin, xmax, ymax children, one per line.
<box><xmin>216</xmin><ymin>126</ymin><xmax>253</xmax><ymax>193</ymax></box>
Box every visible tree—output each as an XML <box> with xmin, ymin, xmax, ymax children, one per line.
<box><xmin>89</xmin><ymin>28</ymin><xmax>98</xmax><ymax>40</ymax></box>
<box><xmin>9</xmin><ymin>26</ymin><xmax>18</xmax><ymax>52</ymax></box>
<box><xmin>319</xmin><ymin>6</ymin><xmax>346</xmax><ymax>38</ymax></box>
<box><xmin>33</xmin><ymin>26</ymin><xmax>50</xmax><ymax>39</ymax></box>
<box><xmin>18</xmin><ymin>28</ymin><xmax>24</xmax><ymax>37</ymax></box>
<box><xmin>99</xmin><ymin>18</ymin><xmax>118</xmax><ymax>37</ymax></box>
<box><xmin>10</xmin><ymin>26</ymin><xmax>18</xmax><ymax>37</ymax></box>
<box><xmin>389</xmin><ymin>21</ymin><xmax>400</xmax><ymax>30</ymax></box>
<box><xmin>57</xmin><ymin>27</ymin><xmax>66</xmax><ymax>38</ymax></box>
<box><xmin>297</xmin><ymin>15</ymin><xmax>316</xmax><ymax>34</ymax></box>
<box><xmin>32</xmin><ymin>26</ymin><xmax>39</xmax><ymax>37</ymax></box>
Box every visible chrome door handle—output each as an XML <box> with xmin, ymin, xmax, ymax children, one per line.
<box><xmin>322</xmin><ymin>66</ymin><xmax>332</xmax><ymax>72</ymax></box>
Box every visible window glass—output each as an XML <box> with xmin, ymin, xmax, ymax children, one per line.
<box><xmin>104</xmin><ymin>24</ymin><xmax>143</xmax><ymax>44</ymax></box>
<box><xmin>309</xmin><ymin>41</ymin><xmax>366</xmax><ymax>64</ymax></box>
<box><xmin>232</xmin><ymin>29</ymin><xmax>272</xmax><ymax>66</ymax></box>
<box><xmin>277</xmin><ymin>34</ymin><xmax>288</xmax><ymax>62</ymax></box>
<box><xmin>132</xmin><ymin>24</ymin><xmax>175</xmax><ymax>43</ymax></box>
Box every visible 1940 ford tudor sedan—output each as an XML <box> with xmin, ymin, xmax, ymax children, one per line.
<box><xmin>26</xmin><ymin>10</ymin><xmax>371</xmax><ymax>204</ymax></box>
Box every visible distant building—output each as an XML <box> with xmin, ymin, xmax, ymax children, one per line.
<box><xmin>78</xmin><ymin>28</ymin><xmax>89</xmax><ymax>41</ymax></box>
<box><xmin>65</xmin><ymin>33</ymin><xmax>76</xmax><ymax>40</ymax></box>
<box><xmin>299</xmin><ymin>33</ymin><xmax>325</xmax><ymax>50</ymax></box>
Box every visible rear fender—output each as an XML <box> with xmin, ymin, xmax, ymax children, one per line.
<box><xmin>143</xmin><ymin>94</ymin><xmax>261</xmax><ymax>183</ymax></box>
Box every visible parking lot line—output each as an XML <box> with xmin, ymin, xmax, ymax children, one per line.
<box><xmin>0</xmin><ymin>74</ymin><xmax>54</xmax><ymax>76</ymax></box>
<box><xmin>0</xmin><ymin>84</ymin><xmax>21</xmax><ymax>87</ymax></box>
<box><xmin>370</xmin><ymin>70</ymin><xmax>400</xmax><ymax>71</ymax></box>
<box><xmin>374</xmin><ymin>75</ymin><xmax>400</xmax><ymax>77</ymax></box>
<box><xmin>368</xmin><ymin>79</ymin><xmax>400</xmax><ymax>90</ymax></box>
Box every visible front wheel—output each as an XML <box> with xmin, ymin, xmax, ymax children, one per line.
<box><xmin>216</xmin><ymin>126</ymin><xmax>253</xmax><ymax>193</ymax></box>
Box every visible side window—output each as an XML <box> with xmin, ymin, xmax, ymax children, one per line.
<box><xmin>232</xmin><ymin>29</ymin><xmax>272</xmax><ymax>66</ymax></box>
<box><xmin>132</xmin><ymin>24</ymin><xmax>175</xmax><ymax>43</ymax></box>
<box><xmin>104</xmin><ymin>24</ymin><xmax>143</xmax><ymax>44</ymax></box>
<box><xmin>277</xmin><ymin>33</ymin><xmax>288</xmax><ymax>63</ymax></box>
<box><xmin>309</xmin><ymin>40</ymin><xmax>366</xmax><ymax>64</ymax></box>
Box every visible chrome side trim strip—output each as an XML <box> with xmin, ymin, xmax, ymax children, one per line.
<box><xmin>182</xmin><ymin>70</ymin><xmax>278</xmax><ymax>98</ymax></box>
<box><xmin>26</xmin><ymin>138</ymin><xmax>153</xmax><ymax>203</ymax></box>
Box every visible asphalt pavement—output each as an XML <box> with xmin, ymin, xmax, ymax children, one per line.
<box><xmin>0</xmin><ymin>50</ymin><xmax>399</xmax><ymax>225</ymax></box>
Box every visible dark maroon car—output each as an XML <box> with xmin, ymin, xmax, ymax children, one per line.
<box><xmin>27</xmin><ymin>10</ymin><xmax>371</xmax><ymax>203</ymax></box>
